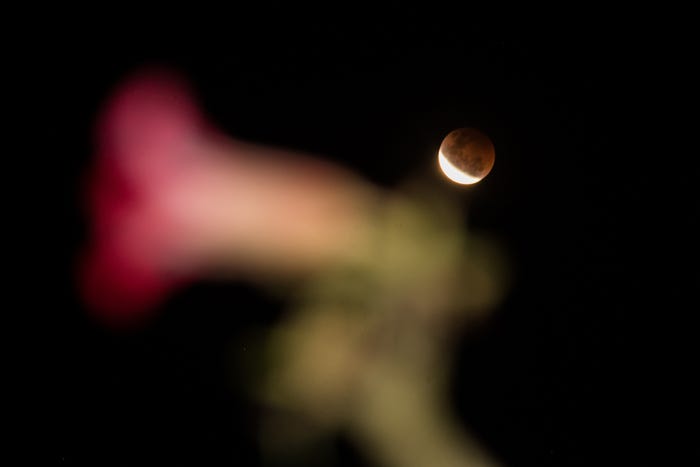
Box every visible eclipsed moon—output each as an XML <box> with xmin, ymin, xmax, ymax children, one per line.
<box><xmin>438</xmin><ymin>128</ymin><xmax>495</xmax><ymax>185</ymax></box>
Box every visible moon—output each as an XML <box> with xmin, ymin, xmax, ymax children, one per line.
<box><xmin>437</xmin><ymin>128</ymin><xmax>495</xmax><ymax>185</ymax></box>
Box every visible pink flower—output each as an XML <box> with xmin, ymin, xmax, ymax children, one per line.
<box><xmin>79</xmin><ymin>70</ymin><xmax>204</xmax><ymax>327</ymax></box>
<box><xmin>78</xmin><ymin>69</ymin><xmax>373</xmax><ymax>328</ymax></box>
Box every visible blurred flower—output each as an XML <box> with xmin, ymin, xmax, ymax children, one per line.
<box><xmin>79</xmin><ymin>70</ymin><xmax>204</xmax><ymax>326</ymax></box>
<box><xmin>78</xmin><ymin>69</ymin><xmax>509</xmax><ymax>466</ymax></box>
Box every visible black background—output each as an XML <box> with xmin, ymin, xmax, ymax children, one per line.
<box><xmin>22</xmin><ymin>6</ymin><xmax>696</xmax><ymax>466</ymax></box>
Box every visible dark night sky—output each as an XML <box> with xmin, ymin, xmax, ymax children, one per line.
<box><xmin>22</xmin><ymin>7</ymin><xmax>696</xmax><ymax>466</ymax></box>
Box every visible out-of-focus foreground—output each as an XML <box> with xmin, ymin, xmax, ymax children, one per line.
<box><xmin>78</xmin><ymin>71</ymin><xmax>509</xmax><ymax>467</ymax></box>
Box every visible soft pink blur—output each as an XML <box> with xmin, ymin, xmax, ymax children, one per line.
<box><xmin>79</xmin><ymin>70</ymin><xmax>373</xmax><ymax>327</ymax></box>
<box><xmin>79</xmin><ymin>71</ymin><xmax>204</xmax><ymax>326</ymax></box>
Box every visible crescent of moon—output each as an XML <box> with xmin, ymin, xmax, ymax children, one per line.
<box><xmin>438</xmin><ymin>150</ymin><xmax>481</xmax><ymax>185</ymax></box>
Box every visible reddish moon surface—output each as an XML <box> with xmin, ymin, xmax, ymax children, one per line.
<box><xmin>438</xmin><ymin>128</ymin><xmax>495</xmax><ymax>185</ymax></box>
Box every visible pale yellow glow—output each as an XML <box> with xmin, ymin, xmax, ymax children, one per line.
<box><xmin>438</xmin><ymin>151</ymin><xmax>481</xmax><ymax>185</ymax></box>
